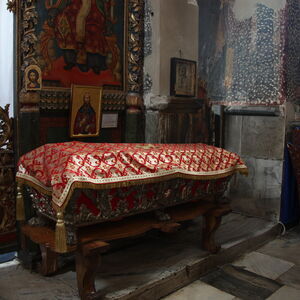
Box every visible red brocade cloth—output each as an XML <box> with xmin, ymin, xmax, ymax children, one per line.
<box><xmin>16</xmin><ymin>142</ymin><xmax>247</xmax><ymax>210</ymax></box>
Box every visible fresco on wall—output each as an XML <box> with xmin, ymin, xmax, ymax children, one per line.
<box><xmin>285</xmin><ymin>0</ymin><xmax>300</xmax><ymax>103</ymax></box>
<box><xmin>198</xmin><ymin>0</ymin><xmax>285</xmax><ymax>106</ymax></box>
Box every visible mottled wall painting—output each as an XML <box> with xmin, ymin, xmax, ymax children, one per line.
<box><xmin>285</xmin><ymin>0</ymin><xmax>300</xmax><ymax>103</ymax></box>
<box><xmin>198</xmin><ymin>0</ymin><xmax>286</xmax><ymax>106</ymax></box>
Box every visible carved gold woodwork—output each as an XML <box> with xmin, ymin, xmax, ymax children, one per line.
<box><xmin>6</xmin><ymin>0</ymin><xmax>16</xmax><ymax>13</ymax></box>
<box><xmin>128</xmin><ymin>0</ymin><xmax>144</xmax><ymax>95</ymax></box>
<box><xmin>16</xmin><ymin>0</ymin><xmax>144</xmax><ymax>111</ymax></box>
<box><xmin>126</xmin><ymin>93</ymin><xmax>143</xmax><ymax>113</ymax></box>
<box><xmin>38</xmin><ymin>89</ymin><xmax>126</xmax><ymax>111</ymax></box>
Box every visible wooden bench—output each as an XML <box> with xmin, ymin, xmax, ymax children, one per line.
<box><xmin>20</xmin><ymin>200</ymin><xmax>231</xmax><ymax>299</ymax></box>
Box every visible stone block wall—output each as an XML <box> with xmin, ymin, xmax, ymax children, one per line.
<box><xmin>225</xmin><ymin>114</ymin><xmax>285</xmax><ymax>221</ymax></box>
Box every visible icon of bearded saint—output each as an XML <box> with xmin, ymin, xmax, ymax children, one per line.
<box><xmin>43</xmin><ymin>0</ymin><xmax>116</xmax><ymax>74</ymax></box>
<box><xmin>74</xmin><ymin>93</ymin><xmax>97</xmax><ymax>135</ymax></box>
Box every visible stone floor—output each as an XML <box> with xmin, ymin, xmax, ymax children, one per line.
<box><xmin>163</xmin><ymin>223</ymin><xmax>300</xmax><ymax>300</ymax></box>
<box><xmin>0</xmin><ymin>213</ymin><xmax>296</xmax><ymax>300</ymax></box>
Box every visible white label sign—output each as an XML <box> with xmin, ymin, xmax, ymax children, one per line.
<box><xmin>101</xmin><ymin>113</ymin><xmax>118</xmax><ymax>128</ymax></box>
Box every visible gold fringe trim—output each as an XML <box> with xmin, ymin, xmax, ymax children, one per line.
<box><xmin>16</xmin><ymin>184</ymin><xmax>25</xmax><ymax>221</ymax></box>
<box><xmin>17</xmin><ymin>166</ymin><xmax>248</xmax><ymax>212</ymax></box>
<box><xmin>55</xmin><ymin>166</ymin><xmax>248</xmax><ymax>211</ymax></box>
<box><xmin>16</xmin><ymin>177</ymin><xmax>53</xmax><ymax>196</ymax></box>
<box><xmin>55</xmin><ymin>212</ymin><xmax>67</xmax><ymax>253</ymax></box>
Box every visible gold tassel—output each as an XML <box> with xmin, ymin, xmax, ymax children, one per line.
<box><xmin>16</xmin><ymin>184</ymin><xmax>25</xmax><ymax>221</ymax></box>
<box><xmin>55</xmin><ymin>212</ymin><xmax>68</xmax><ymax>253</ymax></box>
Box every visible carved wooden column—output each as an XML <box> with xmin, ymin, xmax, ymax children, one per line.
<box><xmin>126</xmin><ymin>0</ymin><xmax>145</xmax><ymax>142</ymax></box>
<box><xmin>15</xmin><ymin>0</ymin><xmax>40</xmax><ymax>156</ymax></box>
<box><xmin>14</xmin><ymin>2</ymin><xmax>40</xmax><ymax>267</ymax></box>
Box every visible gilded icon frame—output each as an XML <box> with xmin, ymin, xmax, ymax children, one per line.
<box><xmin>70</xmin><ymin>85</ymin><xmax>103</xmax><ymax>138</ymax></box>
<box><xmin>24</xmin><ymin>65</ymin><xmax>42</xmax><ymax>91</ymax></box>
<box><xmin>170</xmin><ymin>58</ymin><xmax>197</xmax><ymax>97</ymax></box>
<box><xmin>16</xmin><ymin>0</ymin><xmax>144</xmax><ymax>110</ymax></box>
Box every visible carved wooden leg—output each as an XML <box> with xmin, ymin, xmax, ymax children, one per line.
<box><xmin>18</xmin><ymin>229</ymin><xmax>36</xmax><ymax>271</ymax></box>
<box><xmin>202</xmin><ymin>212</ymin><xmax>222</xmax><ymax>254</ymax></box>
<box><xmin>202</xmin><ymin>204</ymin><xmax>231</xmax><ymax>254</ymax></box>
<box><xmin>76</xmin><ymin>241</ymin><xmax>109</xmax><ymax>300</ymax></box>
<box><xmin>38</xmin><ymin>244</ymin><xmax>58</xmax><ymax>276</ymax></box>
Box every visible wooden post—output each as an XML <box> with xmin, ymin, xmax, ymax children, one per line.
<box><xmin>38</xmin><ymin>244</ymin><xmax>58</xmax><ymax>276</ymax></box>
<box><xmin>76</xmin><ymin>241</ymin><xmax>110</xmax><ymax>299</ymax></box>
<box><xmin>202</xmin><ymin>204</ymin><xmax>231</xmax><ymax>254</ymax></box>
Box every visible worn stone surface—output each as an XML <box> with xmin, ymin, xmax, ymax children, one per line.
<box><xmin>278</xmin><ymin>265</ymin><xmax>300</xmax><ymax>289</ymax></box>
<box><xmin>224</xmin><ymin>113</ymin><xmax>284</xmax><ymax>222</ymax></box>
<box><xmin>166</xmin><ymin>223</ymin><xmax>300</xmax><ymax>300</ymax></box>
<box><xmin>225</xmin><ymin>114</ymin><xmax>285</xmax><ymax>160</ymax></box>
<box><xmin>257</xmin><ymin>226</ymin><xmax>300</xmax><ymax>265</ymax></box>
<box><xmin>233</xmin><ymin>252</ymin><xmax>294</xmax><ymax>280</ymax></box>
<box><xmin>201</xmin><ymin>265</ymin><xmax>282</xmax><ymax>300</ymax></box>
<box><xmin>224</xmin><ymin>115</ymin><xmax>243</xmax><ymax>154</ymax></box>
<box><xmin>162</xmin><ymin>280</ymin><xmax>236</xmax><ymax>300</ymax></box>
<box><xmin>240</xmin><ymin>116</ymin><xmax>285</xmax><ymax>160</ymax></box>
<box><xmin>0</xmin><ymin>265</ymin><xmax>78</xmax><ymax>300</ymax></box>
<box><xmin>229</xmin><ymin>157</ymin><xmax>282</xmax><ymax>221</ymax></box>
<box><xmin>266</xmin><ymin>285</ymin><xmax>300</xmax><ymax>300</ymax></box>
<box><xmin>145</xmin><ymin>110</ymin><xmax>160</xmax><ymax>143</ymax></box>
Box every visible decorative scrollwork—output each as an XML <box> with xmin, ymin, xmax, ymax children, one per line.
<box><xmin>20</xmin><ymin>1</ymin><xmax>38</xmax><ymax>73</ymax></box>
<box><xmin>39</xmin><ymin>89</ymin><xmax>126</xmax><ymax>111</ymax></box>
<box><xmin>17</xmin><ymin>0</ymin><xmax>145</xmax><ymax>110</ymax></box>
<box><xmin>0</xmin><ymin>105</ymin><xmax>13</xmax><ymax>151</ymax></box>
<box><xmin>128</xmin><ymin>0</ymin><xmax>144</xmax><ymax>95</ymax></box>
<box><xmin>0</xmin><ymin>104</ymin><xmax>15</xmax><ymax>236</ymax></box>
<box><xmin>6</xmin><ymin>0</ymin><xmax>16</xmax><ymax>13</ymax></box>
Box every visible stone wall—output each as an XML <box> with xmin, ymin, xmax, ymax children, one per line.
<box><xmin>143</xmin><ymin>0</ymin><xmax>299</xmax><ymax>221</ymax></box>
<box><xmin>198</xmin><ymin>0</ymin><xmax>286</xmax><ymax>105</ymax></box>
<box><xmin>197</xmin><ymin>0</ymin><xmax>290</xmax><ymax>221</ymax></box>
<box><xmin>144</xmin><ymin>0</ymin><xmax>201</xmax><ymax>143</ymax></box>
<box><xmin>225</xmin><ymin>113</ymin><xmax>285</xmax><ymax>221</ymax></box>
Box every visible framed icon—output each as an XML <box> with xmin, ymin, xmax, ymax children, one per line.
<box><xmin>170</xmin><ymin>58</ymin><xmax>197</xmax><ymax>97</ymax></box>
<box><xmin>70</xmin><ymin>85</ymin><xmax>103</xmax><ymax>138</ymax></box>
<box><xmin>25</xmin><ymin>65</ymin><xmax>42</xmax><ymax>91</ymax></box>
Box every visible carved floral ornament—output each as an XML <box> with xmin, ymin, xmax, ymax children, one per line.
<box><xmin>0</xmin><ymin>105</ymin><xmax>13</xmax><ymax>150</ymax></box>
<box><xmin>6</xmin><ymin>0</ymin><xmax>16</xmax><ymax>13</ymax></box>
